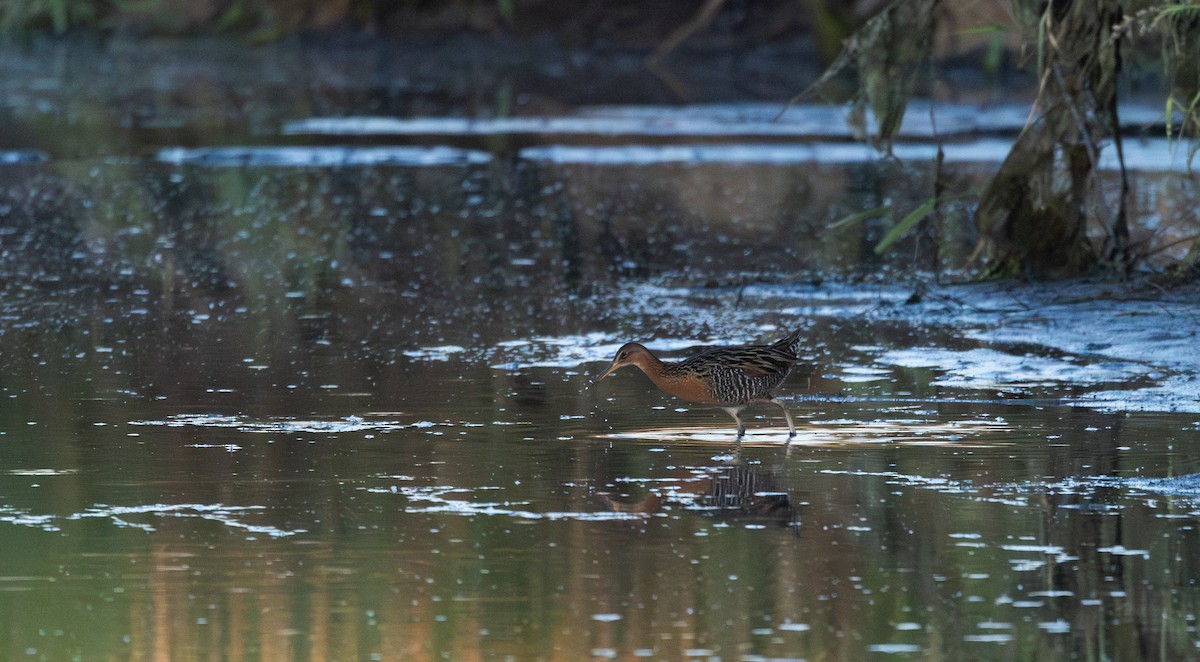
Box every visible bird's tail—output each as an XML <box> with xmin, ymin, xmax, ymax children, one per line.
<box><xmin>771</xmin><ymin>327</ymin><xmax>804</xmax><ymax>356</ymax></box>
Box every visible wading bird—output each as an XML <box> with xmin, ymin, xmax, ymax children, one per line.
<box><xmin>593</xmin><ymin>329</ymin><xmax>803</xmax><ymax>440</ymax></box>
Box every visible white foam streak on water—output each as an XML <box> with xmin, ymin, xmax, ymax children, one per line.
<box><xmin>487</xmin><ymin>332</ymin><xmax>618</xmax><ymax>370</ymax></box>
<box><xmin>0</xmin><ymin>506</ymin><xmax>61</xmax><ymax>532</ymax></box>
<box><xmin>366</xmin><ymin>484</ymin><xmax>647</xmax><ymax>522</ymax></box>
<box><xmin>820</xmin><ymin>469</ymin><xmax>980</xmax><ymax>494</ymax></box>
<box><xmin>868</xmin><ymin>643</ymin><xmax>922</xmax><ymax>654</ymax></box>
<box><xmin>517</xmin><ymin>142</ymin><xmax>938</xmax><ymax>165</ymax></box>
<box><xmin>130</xmin><ymin>414</ymin><xmax>432</xmax><ymax>434</ymax></box>
<box><xmin>608</xmin><ymin>419</ymin><xmax>1009</xmax><ymax>447</ymax></box>
<box><xmin>1075</xmin><ymin>375</ymin><xmax>1200</xmax><ymax>414</ymax></box>
<box><xmin>284</xmin><ymin>105</ymin><xmax>854</xmax><ymax>138</ymax></box>
<box><xmin>815</xmin><ymin>471</ymin><xmax>1200</xmax><ymax>521</ymax></box>
<box><xmin>876</xmin><ymin>347</ymin><xmax>1150</xmax><ymax>390</ymax></box>
<box><xmin>1098</xmin><ymin>545</ymin><xmax>1151</xmax><ymax>558</ymax></box>
<box><xmin>283</xmin><ymin>101</ymin><xmax>1178</xmax><ymax>143</ymax></box>
<box><xmin>0</xmin><ymin>503</ymin><xmax>309</xmax><ymax>538</ymax></box>
<box><xmin>1025</xmin><ymin>473</ymin><xmax>1200</xmax><ymax>503</ymax></box>
<box><xmin>516</xmin><ymin>139</ymin><xmax>1045</xmax><ymax>166</ymax></box>
<box><xmin>964</xmin><ymin>634</ymin><xmax>1014</xmax><ymax>643</ymax></box>
<box><xmin>519</xmin><ymin>139</ymin><xmax>1193</xmax><ymax>170</ymax></box>
<box><xmin>1124</xmin><ymin>474</ymin><xmax>1200</xmax><ymax>497</ymax></box>
<box><xmin>1038</xmin><ymin>619</ymin><xmax>1071</xmax><ymax>634</ymax></box>
<box><xmin>402</xmin><ymin>345</ymin><xmax>467</xmax><ymax>361</ymax></box>
<box><xmin>187</xmin><ymin>443</ymin><xmax>243</xmax><ymax>452</ymax></box>
<box><xmin>1000</xmin><ymin>544</ymin><xmax>1066</xmax><ymax>554</ymax></box>
<box><xmin>403</xmin><ymin>504</ymin><xmax>648</xmax><ymax>521</ymax></box>
<box><xmin>156</xmin><ymin>145</ymin><xmax>492</xmax><ymax>167</ymax></box>
<box><xmin>839</xmin><ymin>366</ymin><xmax>892</xmax><ymax>383</ymax></box>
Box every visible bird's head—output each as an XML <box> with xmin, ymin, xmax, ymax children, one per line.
<box><xmin>592</xmin><ymin>342</ymin><xmax>651</xmax><ymax>385</ymax></box>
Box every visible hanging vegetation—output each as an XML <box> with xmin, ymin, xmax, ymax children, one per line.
<box><xmin>815</xmin><ymin>0</ymin><xmax>1200</xmax><ymax>278</ymax></box>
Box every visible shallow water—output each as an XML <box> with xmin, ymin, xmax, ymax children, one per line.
<box><xmin>4</xmin><ymin>41</ymin><xmax>1200</xmax><ymax>661</ymax></box>
<box><xmin>3</xmin><ymin>278</ymin><xmax>1200</xmax><ymax>661</ymax></box>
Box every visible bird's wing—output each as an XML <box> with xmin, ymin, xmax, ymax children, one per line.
<box><xmin>688</xmin><ymin>347</ymin><xmax>792</xmax><ymax>378</ymax></box>
<box><xmin>771</xmin><ymin>328</ymin><xmax>804</xmax><ymax>356</ymax></box>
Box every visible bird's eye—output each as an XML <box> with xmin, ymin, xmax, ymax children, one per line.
<box><xmin>618</xmin><ymin>351</ymin><xmax>628</xmax><ymax>360</ymax></box>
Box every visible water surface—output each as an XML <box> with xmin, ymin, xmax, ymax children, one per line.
<box><xmin>3</xmin><ymin>276</ymin><xmax>1200</xmax><ymax>660</ymax></box>
<box><xmin>3</xmin><ymin>42</ymin><xmax>1200</xmax><ymax>660</ymax></box>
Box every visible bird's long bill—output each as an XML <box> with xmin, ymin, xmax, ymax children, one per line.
<box><xmin>591</xmin><ymin>360</ymin><xmax>622</xmax><ymax>386</ymax></box>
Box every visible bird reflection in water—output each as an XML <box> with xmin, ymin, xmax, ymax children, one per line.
<box><xmin>596</xmin><ymin>459</ymin><xmax>796</xmax><ymax>528</ymax></box>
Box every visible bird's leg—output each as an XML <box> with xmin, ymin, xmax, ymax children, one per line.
<box><xmin>770</xmin><ymin>398</ymin><xmax>796</xmax><ymax>441</ymax></box>
<box><xmin>722</xmin><ymin>407</ymin><xmax>746</xmax><ymax>439</ymax></box>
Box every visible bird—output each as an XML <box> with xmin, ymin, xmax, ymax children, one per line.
<box><xmin>593</xmin><ymin>328</ymin><xmax>804</xmax><ymax>440</ymax></box>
